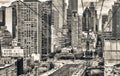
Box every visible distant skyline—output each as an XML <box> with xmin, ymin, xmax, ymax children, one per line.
<box><xmin>64</xmin><ymin>0</ymin><xmax>117</xmax><ymax>15</ymax></box>
<box><xmin>0</xmin><ymin>0</ymin><xmax>48</xmax><ymax>7</ymax></box>
<box><xmin>77</xmin><ymin>0</ymin><xmax>117</xmax><ymax>15</ymax></box>
<box><xmin>0</xmin><ymin>0</ymin><xmax>118</xmax><ymax>33</ymax></box>
<box><xmin>0</xmin><ymin>0</ymin><xmax>117</xmax><ymax>15</ymax></box>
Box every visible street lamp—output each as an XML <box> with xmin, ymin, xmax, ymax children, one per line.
<box><xmin>0</xmin><ymin>30</ymin><xmax>3</xmax><ymax>57</ymax></box>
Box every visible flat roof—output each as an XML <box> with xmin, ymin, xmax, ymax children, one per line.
<box><xmin>105</xmin><ymin>37</ymin><xmax>120</xmax><ymax>40</ymax></box>
<box><xmin>0</xmin><ymin>64</ymin><xmax>13</xmax><ymax>70</ymax></box>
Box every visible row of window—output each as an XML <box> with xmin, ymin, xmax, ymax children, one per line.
<box><xmin>3</xmin><ymin>53</ymin><xmax>23</xmax><ymax>56</ymax></box>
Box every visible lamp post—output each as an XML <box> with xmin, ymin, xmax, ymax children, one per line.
<box><xmin>0</xmin><ymin>30</ymin><xmax>3</xmax><ymax>57</ymax></box>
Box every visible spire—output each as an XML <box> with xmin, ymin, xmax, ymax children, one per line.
<box><xmin>89</xmin><ymin>2</ymin><xmax>95</xmax><ymax>11</ymax></box>
<box><xmin>90</xmin><ymin>2</ymin><xmax>94</xmax><ymax>7</ymax></box>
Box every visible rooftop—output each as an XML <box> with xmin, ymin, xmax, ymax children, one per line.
<box><xmin>0</xmin><ymin>64</ymin><xmax>13</xmax><ymax>70</ymax></box>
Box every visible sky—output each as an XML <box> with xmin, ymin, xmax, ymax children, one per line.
<box><xmin>77</xmin><ymin>0</ymin><xmax>117</xmax><ymax>15</ymax></box>
<box><xmin>0</xmin><ymin>0</ymin><xmax>118</xmax><ymax>32</ymax></box>
<box><xmin>0</xmin><ymin>0</ymin><xmax>117</xmax><ymax>15</ymax></box>
<box><xmin>0</xmin><ymin>0</ymin><xmax>48</xmax><ymax>7</ymax></box>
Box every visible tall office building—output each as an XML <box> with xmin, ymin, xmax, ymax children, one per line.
<box><xmin>62</xmin><ymin>0</ymin><xmax>68</xmax><ymax>47</ymax></box>
<box><xmin>51</xmin><ymin>10</ymin><xmax>60</xmax><ymax>52</ymax></box>
<box><xmin>11</xmin><ymin>0</ymin><xmax>52</xmax><ymax>60</ymax></box>
<box><xmin>5</xmin><ymin>6</ymin><xmax>17</xmax><ymax>38</ymax></box>
<box><xmin>82</xmin><ymin>7</ymin><xmax>91</xmax><ymax>31</ymax></box>
<box><xmin>78</xmin><ymin>16</ymin><xmax>82</xmax><ymax>51</ymax></box>
<box><xmin>71</xmin><ymin>12</ymin><xmax>79</xmax><ymax>48</ymax></box>
<box><xmin>104</xmin><ymin>1</ymin><xmax>120</xmax><ymax>76</ymax></box>
<box><xmin>66</xmin><ymin>0</ymin><xmax>78</xmax><ymax>47</ymax></box>
<box><xmin>0</xmin><ymin>6</ymin><xmax>5</xmax><ymax>26</ymax></box>
<box><xmin>52</xmin><ymin>0</ymin><xmax>64</xmax><ymax>51</ymax></box>
<box><xmin>68</xmin><ymin>0</ymin><xmax>78</xmax><ymax>12</ymax></box>
<box><xmin>41</xmin><ymin>1</ymin><xmax>52</xmax><ymax>59</ymax></box>
<box><xmin>104</xmin><ymin>38</ymin><xmax>120</xmax><ymax>76</ymax></box>
<box><xmin>112</xmin><ymin>0</ymin><xmax>120</xmax><ymax>37</ymax></box>
<box><xmin>82</xmin><ymin>2</ymin><xmax>98</xmax><ymax>33</ymax></box>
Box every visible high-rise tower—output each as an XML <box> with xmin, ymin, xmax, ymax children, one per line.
<box><xmin>11</xmin><ymin>0</ymin><xmax>52</xmax><ymax>60</ymax></box>
<box><xmin>112</xmin><ymin>1</ymin><xmax>120</xmax><ymax>37</ymax></box>
<box><xmin>82</xmin><ymin>2</ymin><xmax>98</xmax><ymax>33</ymax></box>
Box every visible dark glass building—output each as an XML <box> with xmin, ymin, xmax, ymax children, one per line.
<box><xmin>82</xmin><ymin>2</ymin><xmax>98</xmax><ymax>32</ymax></box>
<box><xmin>0</xmin><ymin>7</ymin><xmax>5</xmax><ymax>26</ymax></box>
<box><xmin>112</xmin><ymin>1</ymin><xmax>120</xmax><ymax>37</ymax></box>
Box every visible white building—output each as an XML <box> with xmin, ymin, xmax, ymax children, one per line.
<box><xmin>5</xmin><ymin>6</ymin><xmax>17</xmax><ymax>38</ymax></box>
<box><xmin>2</xmin><ymin>47</ymin><xmax>24</xmax><ymax>57</ymax></box>
<box><xmin>5</xmin><ymin>7</ymin><xmax>12</xmax><ymax>36</ymax></box>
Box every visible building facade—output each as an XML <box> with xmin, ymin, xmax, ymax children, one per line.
<box><xmin>41</xmin><ymin>1</ymin><xmax>52</xmax><ymax>59</ymax></box>
<box><xmin>5</xmin><ymin>6</ymin><xmax>17</xmax><ymax>38</ymax></box>
<box><xmin>104</xmin><ymin>38</ymin><xmax>120</xmax><ymax>76</ymax></box>
<box><xmin>112</xmin><ymin>0</ymin><xmax>120</xmax><ymax>37</ymax></box>
<box><xmin>0</xmin><ymin>6</ymin><xmax>5</xmax><ymax>26</ymax></box>
<box><xmin>11</xmin><ymin>0</ymin><xmax>52</xmax><ymax>60</ymax></box>
<box><xmin>68</xmin><ymin>0</ymin><xmax>78</xmax><ymax>12</ymax></box>
<box><xmin>82</xmin><ymin>2</ymin><xmax>98</xmax><ymax>33</ymax></box>
<box><xmin>2</xmin><ymin>46</ymin><xmax>24</xmax><ymax>57</ymax></box>
<box><xmin>71</xmin><ymin>12</ymin><xmax>79</xmax><ymax>48</ymax></box>
<box><xmin>52</xmin><ymin>0</ymin><xmax>65</xmax><ymax>51</ymax></box>
<box><xmin>66</xmin><ymin>0</ymin><xmax>79</xmax><ymax>47</ymax></box>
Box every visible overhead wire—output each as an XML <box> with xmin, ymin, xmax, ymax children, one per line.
<box><xmin>104</xmin><ymin>4</ymin><xmax>120</xmax><ymax>31</ymax></box>
<box><xmin>18</xmin><ymin>0</ymin><xmax>71</xmax><ymax>45</ymax></box>
<box><xmin>98</xmin><ymin>0</ymin><xmax>105</xmax><ymax>23</ymax></box>
<box><xmin>81</xmin><ymin>0</ymin><xmax>84</xmax><ymax>11</ymax></box>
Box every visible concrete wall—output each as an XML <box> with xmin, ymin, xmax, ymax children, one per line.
<box><xmin>104</xmin><ymin>39</ymin><xmax>120</xmax><ymax>76</ymax></box>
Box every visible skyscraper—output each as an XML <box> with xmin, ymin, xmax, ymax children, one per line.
<box><xmin>112</xmin><ymin>1</ymin><xmax>120</xmax><ymax>37</ymax></box>
<box><xmin>68</xmin><ymin>0</ymin><xmax>78</xmax><ymax>12</ymax></box>
<box><xmin>66</xmin><ymin>0</ymin><xmax>78</xmax><ymax>47</ymax></box>
<box><xmin>11</xmin><ymin>0</ymin><xmax>52</xmax><ymax>60</ymax></box>
<box><xmin>82</xmin><ymin>7</ymin><xmax>91</xmax><ymax>31</ymax></box>
<box><xmin>82</xmin><ymin>2</ymin><xmax>98</xmax><ymax>33</ymax></box>
<box><xmin>102</xmin><ymin>15</ymin><xmax>108</xmax><ymax>32</ymax></box>
<box><xmin>41</xmin><ymin>1</ymin><xmax>52</xmax><ymax>59</ymax></box>
<box><xmin>5</xmin><ymin>6</ymin><xmax>17</xmax><ymax>38</ymax></box>
<box><xmin>52</xmin><ymin>0</ymin><xmax>64</xmax><ymax>50</ymax></box>
<box><xmin>71</xmin><ymin>12</ymin><xmax>79</xmax><ymax>48</ymax></box>
<box><xmin>0</xmin><ymin>6</ymin><xmax>5</xmax><ymax>26</ymax></box>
